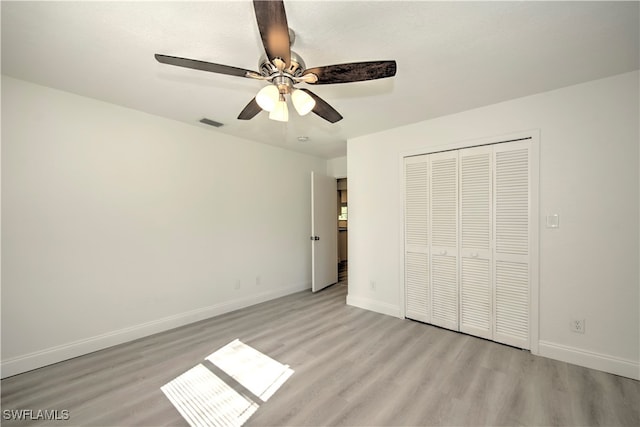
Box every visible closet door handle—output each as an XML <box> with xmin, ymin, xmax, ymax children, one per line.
<box><xmin>439</xmin><ymin>250</ymin><xmax>447</xmax><ymax>256</ymax></box>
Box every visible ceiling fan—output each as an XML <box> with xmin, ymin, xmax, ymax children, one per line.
<box><xmin>155</xmin><ymin>0</ymin><xmax>397</xmax><ymax>124</ymax></box>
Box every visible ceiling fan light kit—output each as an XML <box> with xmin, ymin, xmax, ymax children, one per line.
<box><xmin>269</xmin><ymin>94</ymin><xmax>289</xmax><ymax>122</ymax></box>
<box><xmin>155</xmin><ymin>0</ymin><xmax>397</xmax><ymax>124</ymax></box>
<box><xmin>256</xmin><ymin>84</ymin><xmax>279</xmax><ymax>112</ymax></box>
<box><xmin>291</xmin><ymin>89</ymin><xmax>315</xmax><ymax>116</ymax></box>
<box><xmin>256</xmin><ymin>73</ymin><xmax>316</xmax><ymax>118</ymax></box>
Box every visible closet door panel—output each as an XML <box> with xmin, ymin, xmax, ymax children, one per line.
<box><xmin>404</xmin><ymin>156</ymin><xmax>430</xmax><ymax>323</ymax></box>
<box><xmin>459</xmin><ymin>146</ymin><xmax>492</xmax><ymax>339</ymax></box>
<box><xmin>429</xmin><ymin>151</ymin><xmax>458</xmax><ymax>330</ymax></box>
<box><xmin>493</xmin><ymin>142</ymin><xmax>530</xmax><ymax>349</ymax></box>
<box><xmin>431</xmin><ymin>253</ymin><xmax>458</xmax><ymax>328</ymax></box>
<box><xmin>495</xmin><ymin>260</ymin><xmax>529</xmax><ymax>344</ymax></box>
<box><xmin>406</xmin><ymin>252</ymin><xmax>429</xmax><ymax>322</ymax></box>
<box><xmin>460</xmin><ymin>258</ymin><xmax>491</xmax><ymax>337</ymax></box>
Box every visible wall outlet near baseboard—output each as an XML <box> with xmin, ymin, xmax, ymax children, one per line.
<box><xmin>570</xmin><ymin>319</ymin><xmax>585</xmax><ymax>334</ymax></box>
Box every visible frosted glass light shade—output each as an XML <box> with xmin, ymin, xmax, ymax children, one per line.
<box><xmin>291</xmin><ymin>89</ymin><xmax>316</xmax><ymax>116</ymax></box>
<box><xmin>256</xmin><ymin>85</ymin><xmax>279</xmax><ymax>112</ymax></box>
<box><xmin>269</xmin><ymin>100</ymin><xmax>289</xmax><ymax>122</ymax></box>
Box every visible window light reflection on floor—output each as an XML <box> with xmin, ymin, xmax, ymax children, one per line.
<box><xmin>161</xmin><ymin>339</ymin><xmax>294</xmax><ymax>427</ymax></box>
<box><xmin>162</xmin><ymin>364</ymin><xmax>258</xmax><ymax>427</ymax></box>
<box><xmin>206</xmin><ymin>339</ymin><xmax>294</xmax><ymax>402</ymax></box>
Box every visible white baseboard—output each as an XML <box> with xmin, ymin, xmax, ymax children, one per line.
<box><xmin>1</xmin><ymin>283</ymin><xmax>310</xmax><ymax>379</ymax></box>
<box><xmin>538</xmin><ymin>340</ymin><xmax>639</xmax><ymax>380</ymax></box>
<box><xmin>346</xmin><ymin>294</ymin><xmax>401</xmax><ymax>318</ymax></box>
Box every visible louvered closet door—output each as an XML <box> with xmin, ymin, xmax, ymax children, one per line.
<box><xmin>459</xmin><ymin>146</ymin><xmax>493</xmax><ymax>339</ymax></box>
<box><xmin>429</xmin><ymin>151</ymin><xmax>459</xmax><ymax>330</ymax></box>
<box><xmin>404</xmin><ymin>155</ymin><xmax>430</xmax><ymax>323</ymax></box>
<box><xmin>493</xmin><ymin>141</ymin><xmax>531</xmax><ymax>349</ymax></box>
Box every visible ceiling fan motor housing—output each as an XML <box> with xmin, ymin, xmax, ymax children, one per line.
<box><xmin>259</xmin><ymin>50</ymin><xmax>306</xmax><ymax>80</ymax></box>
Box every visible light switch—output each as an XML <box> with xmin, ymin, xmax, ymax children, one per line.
<box><xmin>546</xmin><ymin>214</ymin><xmax>560</xmax><ymax>228</ymax></box>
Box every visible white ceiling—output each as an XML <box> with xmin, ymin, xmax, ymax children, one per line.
<box><xmin>2</xmin><ymin>1</ymin><xmax>638</xmax><ymax>159</ymax></box>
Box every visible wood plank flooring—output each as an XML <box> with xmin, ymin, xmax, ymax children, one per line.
<box><xmin>2</xmin><ymin>273</ymin><xmax>639</xmax><ymax>426</ymax></box>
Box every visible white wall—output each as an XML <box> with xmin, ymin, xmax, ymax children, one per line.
<box><xmin>327</xmin><ymin>156</ymin><xmax>347</xmax><ymax>178</ymax></box>
<box><xmin>1</xmin><ymin>76</ymin><xmax>326</xmax><ymax>377</ymax></box>
<box><xmin>347</xmin><ymin>71</ymin><xmax>639</xmax><ymax>379</ymax></box>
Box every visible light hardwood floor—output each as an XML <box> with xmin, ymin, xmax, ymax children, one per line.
<box><xmin>2</xmin><ymin>274</ymin><xmax>639</xmax><ymax>426</ymax></box>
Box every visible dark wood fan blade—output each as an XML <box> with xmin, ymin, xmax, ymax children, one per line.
<box><xmin>155</xmin><ymin>54</ymin><xmax>260</xmax><ymax>78</ymax></box>
<box><xmin>237</xmin><ymin>98</ymin><xmax>262</xmax><ymax>120</ymax></box>
<box><xmin>300</xmin><ymin>89</ymin><xmax>343</xmax><ymax>123</ymax></box>
<box><xmin>253</xmin><ymin>0</ymin><xmax>291</xmax><ymax>71</ymax></box>
<box><xmin>302</xmin><ymin>60</ymin><xmax>397</xmax><ymax>84</ymax></box>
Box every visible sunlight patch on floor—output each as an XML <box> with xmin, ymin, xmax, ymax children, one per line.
<box><xmin>162</xmin><ymin>339</ymin><xmax>293</xmax><ymax>427</ymax></box>
<box><xmin>161</xmin><ymin>364</ymin><xmax>258</xmax><ymax>427</ymax></box>
<box><xmin>206</xmin><ymin>339</ymin><xmax>294</xmax><ymax>402</ymax></box>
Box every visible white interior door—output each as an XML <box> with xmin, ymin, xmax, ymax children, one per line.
<box><xmin>311</xmin><ymin>172</ymin><xmax>338</xmax><ymax>292</ymax></box>
<box><xmin>493</xmin><ymin>142</ymin><xmax>531</xmax><ymax>349</ymax></box>
<box><xmin>404</xmin><ymin>155</ymin><xmax>430</xmax><ymax>323</ymax></box>
<box><xmin>459</xmin><ymin>145</ymin><xmax>493</xmax><ymax>339</ymax></box>
<box><xmin>429</xmin><ymin>151</ymin><xmax>459</xmax><ymax>330</ymax></box>
<box><xmin>403</xmin><ymin>138</ymin><xmax>534</xmax><ymax>350</ymax></box>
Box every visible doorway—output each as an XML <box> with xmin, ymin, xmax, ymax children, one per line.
<box><xmin>337</xmin><ymin>178</ymin><xmax>348</xmax><ymax>285</ymax></box>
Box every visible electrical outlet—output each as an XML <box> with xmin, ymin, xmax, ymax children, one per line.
<box><xmin>235</xmin><ymin>280</ymin><xmax>241</xmax><ymax>290</ymax></box>
<box><xmin>570</xmin><ymin>319</ymin><xmax>585</xmax><ymax>334</ymax></box>
<box><xmin>256</xmin><ymin>276</ymin><xmax>261</xmax><ymax>286</ymax></box>
<box><xmin>369</xmin><ymin>280</ymin><xmax>376</xmax><ymax>290</ymax></box>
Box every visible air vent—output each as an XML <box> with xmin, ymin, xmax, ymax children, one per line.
<box><xmin>199</xmin><ymin>118</ymin><xmax>224</xmax><ymax>128</ymax></box>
